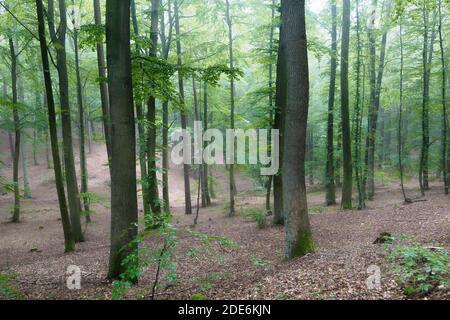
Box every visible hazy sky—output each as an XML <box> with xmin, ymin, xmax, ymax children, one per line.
<box><xmin>308</xmin><ymin>0</ymin><xmax>327</xmax><ymax>14</ymax></box>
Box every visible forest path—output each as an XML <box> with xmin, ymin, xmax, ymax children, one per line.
<box><xmin>0</xmin><ymin>141</ymin><xmax>449</xmax><ymax>300</ymax></box>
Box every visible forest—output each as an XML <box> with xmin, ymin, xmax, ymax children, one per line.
<box><xmin>0</xmin><ymin>0</ymin><xmax>449</xmax><ymax>301</ymax></box>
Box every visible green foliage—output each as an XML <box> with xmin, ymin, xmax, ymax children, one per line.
<box><xmin>240</xmin><ymin>207</ymin><xmax>268</xmax><ymax>229</ymax></box>
<box><xmin>250</xmin><ymin>256</ymin><xmax>272</xmax><ymax>267</ymax></box>
<box><xmin>388</xmin><ymin>244</ymin><xmax>449</xmax><ymax>296</ymax></box>
<box><xmin>0</xmin><ymin>274</ymin><xmax>24</xmax><ymax>300</ymax></box>
<box><xmin>191</xmin><ymin>293</ymin><xmax>207</xmax><ymax>300</ymax></box>
<box><xmin>111</xmin><ymin>215</ymin><xmax>240</xmax><ymax>300</ymax></box>
<box><xmin>79</xmin><ymin>24</ymin><xmax>105</xmax><ymax>50</ymax></box>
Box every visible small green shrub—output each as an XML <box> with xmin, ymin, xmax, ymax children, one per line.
<box><xmin>388</xmin><ymin>245</ymin><xmax>449</xmax><ymax>296</ymax></box>
<box><xmin>240</xmin><ymin>208</ymin><xmax>267</xmax><ymax>229</ymax></box>
<box><xmin>191</xmin><ymin>293</ymin><xmax>207</xmax><ymax>300</ymax></box>
<box><xmin>0</xmin><ymin>274</ymin><xmax>24</xmax><ymax>300</ymax></box>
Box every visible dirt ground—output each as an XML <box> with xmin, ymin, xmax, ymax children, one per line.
<box><xmin>0</xmin><ymin>141</ymin><xmax>449</xmax><ymax>300</ymax></box>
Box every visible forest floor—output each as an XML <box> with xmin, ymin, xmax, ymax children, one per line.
<box><xmin>0</xmin><ymin>142</ymin><xmax>449</xmax><ymax>300</ymax></box>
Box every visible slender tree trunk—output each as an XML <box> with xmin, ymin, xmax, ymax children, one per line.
<box><xmin>438</xmin><ymin>0</ymin><xmax>448</xmax><ymax>194</ymax></box>
<box><xmin>325</xmin><ymin>0</ymin><xmax>337</xmax><ymax>206</ymax></box>
<box><xmin>307</xmin><ymin>126</ymin><xmax>314</xmax><ymax>186</ymax></box>
<box><xmin>36</xmin><ymin>0</ymin><xmax>75</xmax><ymax>252</ymax></box>
<box><xmin>160</xmin><ymin>0</ymin><xmax>174</xmax><ymax>212</ymax></box>
<box><xmin>282</xmin><ymin>0</ymin><xmax>314</xmax><ymax>259</ymax></box>
<box><xmin>131</xmin><ymin>0</ymin><xmax>151</xmax><ymax>216</ymax></box>
<box><xmin>4</xmin><ymin>78</ymin><xmax>15</xmax><ymax>162</ymax></box>
<box><xmin>174</xmin><ymin>0</ymin><xmax>192</xmax><ymax>215</ymax></box>
<box><xmin>146</xmin><ymin>0</ymin><xmax>161</xmax><ymax>216</ymax></box>
<box><xmin>106</xmin><ymin>0</ymin><xmax>138</xmax><ymax>281</ymax></box>
<box><xmin>9</xmin><ymin>38</ymin><xmax>21</xmax><ymax>223</ymax></box>
<box><xmin>17</xmin><ymin>75</ymin><xmax>31</xmax><ymax>199</ymax></box>
<box><xmin>365</xmin><ymin>0</ymin><xmax>389</xmax><ymax>200</ymax></box>
<box><xmin>202</xmin><ymin>82</ymin><xmax>212</xmax><ymax>206</ymax></box>
<box><xmin>21</xmin><ymin>140</ymin><xmax>31</xmax><ymax>199</ymax></box>
<box><xmin>420</xmin><ymin>5</ymin><xmax>437</xmax><ymax>194</ymax></box>
<box><xmin>48</xmin><ymin>0</ymin><xmax>83</xmax><ymax>242</ymax></box>
<box><xmin>225</xmin><ymin>0</ymin><xmax>236</xmax><ymax>217</ymax></box>
<box><xmin>265</xmin><ymin>0</ymin><xmax>276</xmax><ymax>213</ymax></box>
<box><xmin>398</xmin><ymin>21</ymin><xmax>409</xmax><ymax>203</ymax></box>
<box><xmin>93</xmin><ymin>0</ymin><xmax>112</xmax><ymax>171</ymax></box>
<box><xmin>273</xmin><ymin>20</ymin><xmax>286</xmax><ymax>226</ymax></box>
<box><xmin>340</xmin><ymin>0</ymin><xmax>353</xmax><ymax>210</ymax></box>
<box><xmin>353</xmin><ymin>0</ymin><xmax>365</xmax><ymax>209</ymax></box>
<box><xmin>74</xmin><ymin>28</ymin><xmax>91</xmax><ymax>223</ymax></box>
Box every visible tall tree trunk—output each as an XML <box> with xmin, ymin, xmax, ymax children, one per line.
<box><xmin>325</xmin><ymin>0</ymin><xmax>337</xmax><ymax>206</ymax></box>
<box><xmin>420</xmin><ymin>5</ymin><xmax>437</xmax><ymax>194</ymax></box>
<box><xmin>265</xmin><ymin>0</ymin><xmax>276</xmax><ymax>213</ymax></box>
<box><xmin>282</xmin><ymin>0</ymin><xmax>314</xmax><ymax>259</ymax></box>
<box><xmin>17</xmin><ymin>75</ymin><xmax>31</xmax><ymax>199</ymax></box>
<box><xmin>160</xmin><ymin>0</ymin><xmax>174</xmax><ymax>212</ymax></box>
<box><xmin>398</xmin><ymin>21</ymin><xmax>409</xmax><ymax>203</ymax></box>
<box><xmin>225</xmin><ymin>0</ymin><xmax>236</xmax><ymax>217</ymax></box>
<box><xmin>174</xmin><ymin>0</ymin><xmax>192</xmax><ymax>215</ymax></box>
<box><xmin>146</xmin><ymin>0</ymin><xmax>161</xmax><ymax>216</ymax></box>
<box><xmin>273</xmin><ymin>21</ymin><xmax>286</xmax><ymax>226</ymax></box>
<box><xmin>35</xmin><ymin>0</ymin><xmax>75</xmax><ymax>252</ymax></box>
<box><xmin>9</xmin><ymin>38</ymin><xmax>21</xmax><ymax>223</ymax></box>
<box><xmin>202</xmin><ymin>82</ymin><xmax>212</xmax><ymax>207</ymax></box>
<box><xmin>48</xmin><ymin>0</ymin><xmax>83</xmax><ymax>242</ymax></box>
<box><xmin>340</xmin><ymin>0</ymin><xmax>353</xmax><ymax>210</ymax></box>
<box><xmin>353</xmin><ymin>0</ymin><xmax>365</xmax><ymax>209</ymax></box>
<box><xmin>106</xmin><ymin>0</ymin><xmax>138</xmax><ymax>281</ymax></box>
<box><xmin>131</xmin><ymin>0</ymin><xmax>150</xmax><ymax>216</ymax></box>
<box><xmin>438</xmin><ymin>0</ymin><xmax>448</xmax><ymax>194</ymax></box>
<box><xmin>365</xmin><ymin>0</ymin><xmax>389</xmax><ymax>201</ymax></box>
<box><xmin>93</xmin><ymin>0</ymin><xmax>112</xmax><ymax>171</ymax></box>
<box><xmin>74</xmin><ymin>27</ymin><xmax>91</xmax><ymax>223</ymax></box>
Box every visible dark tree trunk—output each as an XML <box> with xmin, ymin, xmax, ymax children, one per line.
<box><xmin>340</xmin><ymin>0</ymin><xmax>353</xmax><ymax>210</ymax></box>
<box><xmin>202</xmin><ymin>82</ymin><xmax>212</xmax><ymax>207</ymax></box>
<box><xmin>225</xmin><ymin>0</ymin><xmax>236</xmax><ymax>217</ymax></box>
<box><xmin>93</xmin><ymin>0</ymin><xmax>112</xmax><ymax>171</ymax></box>
<box><xmin>9</xmin><ymin>38</ymin><xmax>21</xmax><ymax>223</ymax></box>
<box><xmin>282</xmin><ymin>0</ymin><xmax>314</xmax><ymax>259</ymax></box>
<box><xmin>36</xmin><ymin>0</ymin><xmax>75</xmax><ymax>252</ymax></box>
<box><xmin>273</xmin><ymin>21</ymin><xmax>286</xmax><ymax>226</ymax></box>
<box><xmin>73</xmin><ymin>27</ymin><xmax>91</xmax><ymax>223</ymax></box>
<box><xmin>48</xmin><ymin>0</ymin><xmax>83</xmax><ymax>242</ymax></box>
<box><xmin>353</xmin><ymin>0</ymin><xmax>365</xmax><ymax>209</ymax></box>
<box><xmin>438</xmin><ymin>0</ymin><xmax>448</xmax><ymax>194</ymax></box>
<box><xmin>146</xmin><ymin>0</ymin><xmax>161</xmax><ymax>216</ymax></box>
<box><xmin>420</xmin><ymin>5</ymin><xmax>437</xmax><ymax>195</ymax></box>
<box><xmin>106</xmin><ymin>0</ymin><xmax>138</xmax><ymax>281</ymax></box>
<box><xmin>160</xmin><ymin>0</ymin><xmax>174</xmax><ymax>212</ymax></box>
<box><xmin>130</xmin><ymin>0</ymin><xmax>150</xmax><ymax>216</ymax></box>
<box><xmin>325</xmin><ymin>0</ymin><xmax>337</xmax><ymax>206</ymax></box>
<box><xmin>174</xmin><ymin>0</ymin><xmax>192</xmax><ymax>215</ymax></box>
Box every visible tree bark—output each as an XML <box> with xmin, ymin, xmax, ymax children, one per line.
<box><xmin>340</xmin><ymin>0</ymin><xmax>353</xmax><ymax>210</ymax></box>
<box><xmin>74</xmin><ymin>27</ymin><xmax>91</xmax><ymax>223</ymax></box>
<box><xmin>106</xmin><ymin>0</ymin><xmax>138</xmax><ymax>281</ymax></box>
<box><xmin>282</xmin><ymin>0</ymin><xmax>314</xmax><ymax>259</ymax></box>
<box><xmin>9</xmin><ymin>38</ymin><xmax>21</xmax><ymax>223</ymax></box>
<box><xmin>146</xmin><ymin>0</ymin><xmax>161</xmax><ymax>216</ymax></box>
<box><xmin>93</xmin><ymin>0</ymin><xmax>112</xmax><ymax>171</ymax></box>
<box><xmin>174</xmin><ymin>0</ymin><xmax>192</xmax><ymax>215</ymax></box>
<box><xmin>325</xmin><ymin>0</ymin><xmax>337</xmax><ymax>206</ymax></box>
<box><xmin>35</xmin><ymin>0</ymin><xmax>75</xmax><ymax>252</ymax></box>
<box><xmin>225</xmin><ymin>0</ymin><xmax>236</xmax><ymax>217</ymax></box>
<box><xmin>438</xmin><ymin>0</ymin><xmax>448</xmax><ymax>194</ymax></box>
<box><xmin>48</xmin><ymin>0</ymin><xmax>84</xmax><ymax>242</ymax></box>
